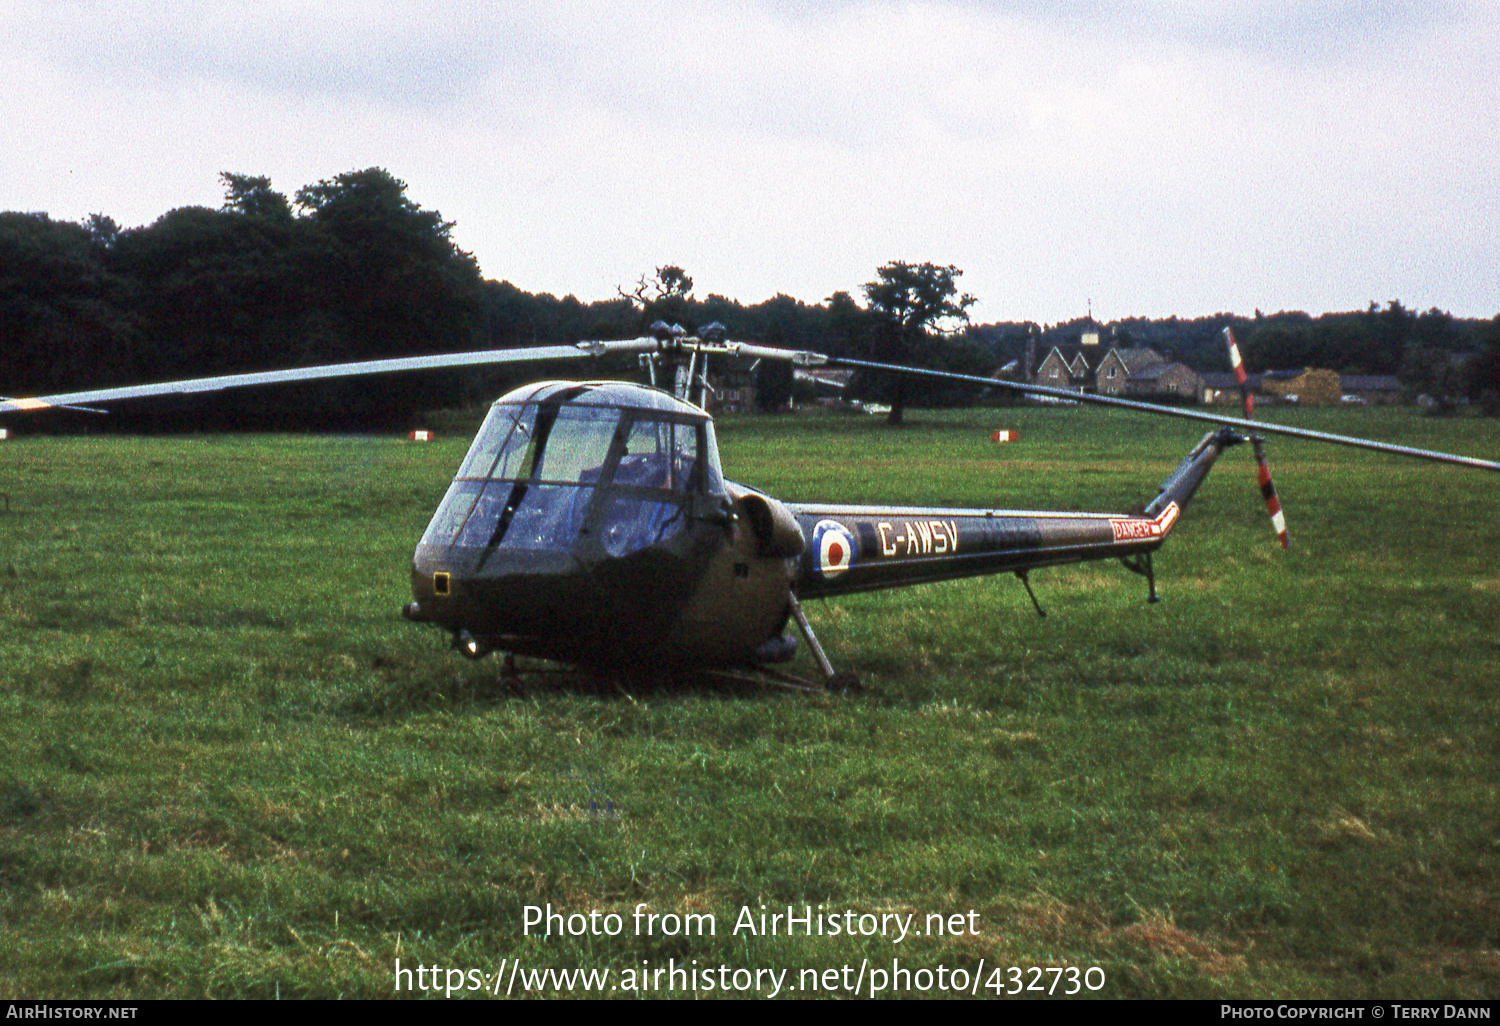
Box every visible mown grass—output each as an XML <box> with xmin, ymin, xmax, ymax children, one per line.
<box><xmin>0</xmin><ymin>407</ymin><xmax>1496</xmax><ymax>999</ymax></box>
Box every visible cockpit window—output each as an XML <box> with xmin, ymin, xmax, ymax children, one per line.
<box><xmin>596</xmin><ymin>417</ymin><xmax>705</xmax><ymax>557</ymax></box>
<box><xmin>616</xmin><ymin>418</ymin><xmax>698</xmax><ymax>492</ymax></box>
<box><xmin>531</xmin><ymin>406</ymin><xmax>618</xmax><ymax>485</ymax></box>
<box><xmin>421</xmin><ymin>392</ymin><xmax>723</xmax><ymax>556</ymax></box>
<box><xmin>423</xmin><ymin>402</ymin><xmax>619</xmax><ymax>550</ymax></box>
<box><xmin>456</xmin><ymin>403</ymin><xmax>539</xmax><ymax>481</ymax></box>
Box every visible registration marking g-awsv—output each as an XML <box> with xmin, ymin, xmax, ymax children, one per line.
<box><xmin>877</xmin><ymin>520</ymin><xmax>960</xmax><ymax>558</ymax></box>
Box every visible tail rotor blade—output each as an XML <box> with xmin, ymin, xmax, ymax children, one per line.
<box><xmin>1224</xmin><ymin>327</ymin><xmax>1290</xmax><ymax>547</ymax></box>
<box><xmin>1252</xmin><ymin>436</ymin><xmax>1291</xmax><ymax>549</ymax></box>
<box><xmin>1224</xmin><ymin>326</ymin><xmax>1254</xmax><ymax>418</ymax></box>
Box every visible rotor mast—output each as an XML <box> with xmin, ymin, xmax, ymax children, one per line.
<box><xmin>628</xmin><ymin>320</ymin><xmax>830</xmax><ymax>410</ymax></box>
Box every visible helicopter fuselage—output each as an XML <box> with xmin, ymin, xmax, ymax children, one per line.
<box><xmin>402</xmin><ymin>380</ymin><xmax>1234</xmax><ymax>672</ymax></box>
<box><xmin>403</xmin><ymin>380</ymin><xmax>793</xmax><ymax>666</ymax></box>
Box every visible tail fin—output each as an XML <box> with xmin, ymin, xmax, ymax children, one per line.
<box><xmin>1144</xmin><ymin>427</ymin><xmax>1242</xmax><ymax>521</ymax></box>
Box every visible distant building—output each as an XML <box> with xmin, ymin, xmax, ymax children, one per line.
<box><xmin>1262</xmin><ymin>368</ymin><xmax>1341</xmax><ymax>405</ymax></box>
<box><xmin>1123</xmin><ymin>361</ymin><xmax>1203</xmax><ymax>402</ymax></box>
<box><xmin>1339</xmin><ymin>375</ymin><xmax>1405</xmax><ymax>406</ymax></box>
<box><xmin>1019</xmin><ymin>319</ymin><xmax>1416</xmax><ymax>407</ymax></box>
<box><xmin>1203</xmin><ymin>370</ymin><xmax>1405</xmax><ymax>407</ymax></box>
<box><xmin>1029</xmin><ymin>318</ymin><xmax>1107</xmax><ymax>389</ymax></box>
<box><xmin>1201</xmin><ymin>372</ymin><xmax>1262</xmax><ymax>405</ymax></box>
<box><xmin>1029</xmin><ymin>340</ymin><xmax>1200</xmax><ymax>402</ymax></box>
<box><xmin>1094</xmin><ymin>348</ymin><xmax>1165</xmax><ymax>396</ymax></box>
<box><xmin>1034</xmin><ymin>346</ymin><xmax>1092</xmax><ymax>392</ymax></box>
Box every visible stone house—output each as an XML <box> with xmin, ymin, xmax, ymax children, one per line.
<box><xmin>1122</xmin><ymin>361</ymin><xmax>1204</xmax><ymax>402</ymax></box>
<box><xmin>1094</xmin><ymin>347</ymin><xmax>1165</xmax><ymax>396</ymax></box>
<box><xmin>1033</xmin><ymin>346</ymin><xmax>1095</xmax><ymax>392</ymax></box>
<box><xmin>1030</xmin><ymin>342</ymin><xmax>1201</xmax><ymax>402</ymax></box>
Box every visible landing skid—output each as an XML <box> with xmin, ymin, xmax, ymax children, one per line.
<box><xmin>702</xmin><ymin>666</ymin><xmax>861</xmax><ymax>696</ymax></box>
<box><xmin>494</xmin><ymin>654</ymin><xmax>582</xmax><ymax>695</ymax></box>
<box><xmin>487</xmin><ymin>654</ymin><xmax>857</xmax><ymax>697</ymax></box>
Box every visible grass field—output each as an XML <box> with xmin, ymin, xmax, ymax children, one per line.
<box><xmin>1</xmin><ymin>405</ymin><xmax>1496</xmax><ymax>999</ymax></box>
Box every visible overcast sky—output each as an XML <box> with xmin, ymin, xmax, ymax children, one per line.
<box><xmin>3</xmin><ymin>1</ymin><xmax>1497</xmax><ymax>326</ymax></box>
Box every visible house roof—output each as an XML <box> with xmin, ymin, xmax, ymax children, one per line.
<box><xmin>1036</xmin><ymin>344</ymin><xmax>1180</xmax><ymax>382</ymax></box>
<box><xmin>1037</xmin><ymin>345</ymin><xmax>1095</xmax><ymax>375</ymax></box>
<box><xmin>1128</xmin><ymin>362</ymin><xmax>1198</xmax><ymax>382</ymax></box>
<box><xmin>1201</xmin><ymin>372</ymin><xmax>1263</xmax><ymax>390</ymax></box>
<box><xmin>1114</xmin><ymin>348</ymin><xmax>1166</xmax><ymax>373</ymax></box>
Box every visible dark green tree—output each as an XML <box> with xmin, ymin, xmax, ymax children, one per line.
<box><xmin>620</xmin><ymin>265</ymin><xmax>696</xmax><ymax>333</ymax></box>
<box><xmin>861</xmin><ymin>262</ymin><xmax>976</xmax><ymax>424</ymax></box>
<box><xmin>289</xmin><ymin>169</ymin><xmax>483</xmax><ymax>420</ymax></box>
<box><xmin>1246</xmin><ymin>319</ymin><xmax>1315</xmax><ymax>371</ymax></box>
<box><xmin>754</xmin><ymin>304</ymin><xmax>800</xmax><ymax>412</ymax></box>
<box><xmin>294</xmin><ymin>168</ymin><xmax>482</xmax><ymax>357</ymax></box>
<box><xmin>1357</xmin><ymin>300</ymin><xmax>1413</xmax><ymax>374</ymax></box>
<box><xmin>824</xmin><ymin>290</ymin><xmax>866</xmax><ymax>351</ymax></box>
<box><xmin>109</xmin><ymin>204</ymin><xmax>307</xmax><ymax>381</ymax></box>
<box><xmin>0</xmin><ymin>212</ymin><xmax>135</xmax><ymax>394</ymax></box>
<box><xmin>83</xmin><ymin>213</ymin><xmax>120</xmax><ymax>250</ymax></box>
<box><xmin>220</xmin><ymin>173</ymin><xmax>294</xmax><ymax>222</ymax></box>
<box><xmin>1471</xmin><ymin>315</ymin><xmax>1500</xmax><ymax>416</ymax></box>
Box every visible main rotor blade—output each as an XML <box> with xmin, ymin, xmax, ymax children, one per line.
<box><xmin>0</xmin><ymin>340</ymin><xmax>659</xmax><ymax>414</ymax></box>
<box><xmin>823</xmin><ymin>356</ymin><xmax>1500</xmax><ymax>474</ymax></box>
<box><xmin>1</xmin><ymin>397</ymin><xmax>107</xmax><ymax>415</ymax></box>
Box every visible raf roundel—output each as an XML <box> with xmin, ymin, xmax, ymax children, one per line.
<box><xmin>814</xmin><ymin>520</ymin><xmax>857</xmax><ymax>579</ymax></box>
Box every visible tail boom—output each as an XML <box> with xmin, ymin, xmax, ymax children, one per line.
<box><xmin>1145</xmin><ymin>427</ymin><xmax>1241</xmax><ymax>518</ymax></box>
<box><xmin>789</xmin><ymin>429</ymin><xmax>1233</xmax><ymax>600</ymax></box>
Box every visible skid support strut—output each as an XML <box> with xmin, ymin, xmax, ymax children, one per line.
<box><xmin>786</xmin><ymin>592</ymin><xmax>860</xmax><ymax>692</ymax></box>
<box><xmin>1015</xmin><ymin>570</ymin><xmax>1047</xmax><ymax>618</ymax></box>
<box><xmin>1120</xmin><ymin>551</ymin><xmax>1161</xmax><ymax>604</ymax></box>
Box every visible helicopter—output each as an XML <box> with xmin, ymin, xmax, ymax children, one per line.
<box><xmin>4</xmin><ymin>323</ymin><xmax>1497</xmax><ymax>691</ymax></box>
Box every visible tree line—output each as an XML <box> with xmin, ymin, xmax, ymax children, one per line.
<box><xmin>3</xmin><ymin>169</ymin><xmax>1497</xmax><ymax>428</ymax></box>
<box><xmin>2</xmin><ymin>170</ymin><xmax>493</xmax><ymax>428</ymax></box>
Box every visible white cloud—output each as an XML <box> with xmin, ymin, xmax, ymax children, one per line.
<box><xmin>2</xmin><ymin>0</ymin><xmax>1497</xmax><ymax>323</ymax></box>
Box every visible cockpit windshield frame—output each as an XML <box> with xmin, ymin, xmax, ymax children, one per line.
<box><xmin>419</xmin><ymin>383</ymin><xmax>725</xmax><ymax>557</ymax></box>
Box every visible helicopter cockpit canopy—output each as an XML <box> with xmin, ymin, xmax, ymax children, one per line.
<box><xmin>420</xmin><ymin>382</ymin><xmax>726</xmax><ymax>560</ymax></box>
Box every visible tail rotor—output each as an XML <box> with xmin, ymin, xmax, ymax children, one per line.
<box><xmin>1225</xmin><ymin>325</ymin><xmax>1255</xmax><ymax>418</ymax></box>
<box><xmin>1224</xmin><ymin>327</ymin><xmax>1291</xmax><ymax>549</ymax></box>
<box><xmin>1251</xmin><ymin>436</ymin><xmax>1290</xmax><ymax>549</ymax></box>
